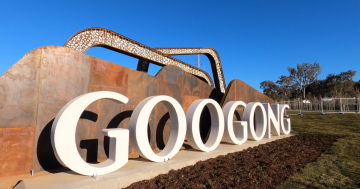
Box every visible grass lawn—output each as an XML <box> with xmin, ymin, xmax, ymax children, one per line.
<box><xmin>277</xmin><ymin>113</ymin><xmax>360</xmax><ymax>189</ymax></box>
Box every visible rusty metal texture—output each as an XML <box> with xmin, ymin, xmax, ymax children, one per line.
<box><xmin>221</xmin><ymin>79</ymin><xmax>274</xmax><ymax>106</ymax></box>
<box><xmin>0</xmin><ymin>127</ymin><xmax>35</xmax><ymax>177</ymax></box>
<box><xmin>0</xmin><ymin>45</ymin><xmax>273</xmax><ymax>178</ymax></box>
<box><xmin>0</xmin><ymin>48</ymin><xmax>41</xmax><ymax>128</ymax></box>
<box><xmin>63</xmin><ymin>28</ymin><xmax>216</xmax><ymax>91</ymax></box>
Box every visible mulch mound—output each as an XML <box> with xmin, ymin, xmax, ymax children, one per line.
<box><xmin>126</xmin><ymin>134</ymin><xmax>340</xmax><ymax>189</ymax></box>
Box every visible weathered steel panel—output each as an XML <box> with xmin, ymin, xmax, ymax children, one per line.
<box><xmin>221</xmin><ymin>79</ymin><xmax>274</xmax><ymax>106</ymax></box>
<box><xmin>183</xmin><ymin>72</ymin><xmax>201</xmax><ymax>97</ymax></box>
<box><xmin>0</xmin><ymin>48</ymin><xmax>41</xmax><ymax>128</ymax></box>
<box><xmin>0</xmin><ymin>127</ymin><xmax>35</xmax><ymax>177</ymax></box>
<box><xmin>91</xmin><ymin>57</ymin><xmax>129</xmax><ymax>88</ymax></box>
<box><xmin>155</xmin><ymin>65</ymin><xmax>184</xmax><ymax>88</ymax></box>
<box><xmin>183</xmin><ymin>96</ymin><xmax>200</xmax><ymax>113</ymax></box>
<box><xmin>39</xmin><ymin>46</ymin><xmax>91</xmax><ymax>104</ymax></box>
<box><xmin>0</xmin><ymin>48</ymin><xmax>41</xmax><ymax>175</ymax></box>
<box><xmin>127</xmin><ymin>69</ymin><xmax>157</xmax><ymax>105</ymax></box>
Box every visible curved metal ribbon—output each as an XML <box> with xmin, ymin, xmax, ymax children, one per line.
<box><xmin>64</xmin><ymin>28</ymin><xmax>225</xmax><ymax>93</ymax></box>
<box><xmin>154</xmin><ymin>48</ymin><xmax>226</xmax><ymax>93</ymax></box>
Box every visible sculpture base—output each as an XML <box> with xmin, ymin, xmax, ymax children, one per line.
<box><xmin>15</xmin><ymin>135</ymin><xmax>292</xmax><ymax>189</ymax></box>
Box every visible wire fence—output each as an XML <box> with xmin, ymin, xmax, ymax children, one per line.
<box><xmin>274</xmin><ymin>97</ymin><xmax>360</xmax><ymax>115</ymax></box>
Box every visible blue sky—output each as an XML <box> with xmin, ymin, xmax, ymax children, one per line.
<box><xmin>0</xmin><ymin>0</ymin><xmax>359</xmax><ymax>92</ymax></box>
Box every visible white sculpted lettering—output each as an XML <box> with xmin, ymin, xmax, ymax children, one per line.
<box><xmin>223</xmin><ymin>101</ymin><xmax>248</xmax><ymax>144</ymax></box>
<box><xmin>263</xmin><ymin>103</ymin><xmax>281</xmax><ymax>138</ymax></box>
<box><xmin>129</xmin><ymin>96</ymin><xmax>186</xmax><ymax>162</ymax></box>
<box><xmin>243</xmin><ymin>102</ymin><xmax>267</xmax><ymax>141</ymax></box>
<box><xmin>51</xmin><ymin>91</ymin><xmax>291</xmax><ymax>176</ymax></box>
<box><xmin>51</xmin><ymin>91</ymin><xmax>129</xmax><ymax>176</ymax></box>
<box><xmin>185</xmin><ymin>99</ymin><xmax>225</xmax><ymax>152</ymax></box>
<box><xmin>280</xmin><ymin>104</ymin><xmax>291</xmax><ymax>134</ymax></box>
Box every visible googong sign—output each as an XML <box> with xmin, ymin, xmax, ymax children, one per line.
<box><xmin>0</xmin><ymin>27</ymin><xmax>288</xmax><ymax>179</ymax></box>
<box><xmin>51</xmin><ymin>91</ymin><xmax>291</xmax><ymax>176</ymax></box>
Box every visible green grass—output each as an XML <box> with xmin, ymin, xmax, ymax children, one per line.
<box><xmin>277</xmin><ymin>113</ymin><xmax>360</xmax><ymax>189</ymax></box>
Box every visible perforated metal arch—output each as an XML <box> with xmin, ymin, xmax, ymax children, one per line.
<box><xmin>154</xmin><ymin>48</ymin><xmax>226</xmax><ymax>93</ymax></box>
<box><xmin>64</xmin><ymin>28</ymin><xmax>226</xmax><ymax>93</ymax></box>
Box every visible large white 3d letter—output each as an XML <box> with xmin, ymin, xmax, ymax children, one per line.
<box><xmin>279</xmin><ymin>104</ymin><xmax>291</xmax><ymax>134</ymax></box>
<box><xmin>243</xmin><ymin>102</ymin><xmax>267</xmax><ymax>141</ymax></box>
<box><xmin>262</xmin><ymin>103</ymin><xmax>280</xmax><ymax>138</ymax></box>
<box><xmin>186</xmin><ymin>99</ymin><xmax>224</xmax><ymax>152</ymax></box>
<box><xmin>129</xmin><ymin>96</ymin><xmax>186</xmax><ymax>162</ymax></box>
<box><xmin>51</xmin><ymin>91</ymin><xmax>129</xmax><ymax>176</ymax></box>
<box><xmin>223</xmin><ymin>101</ymin><xmax>248</xmax><ymax>144</ymax></box>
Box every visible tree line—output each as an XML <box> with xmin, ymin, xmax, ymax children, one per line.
<box><xmin>260</xmin><ymin>62</ymin><xmax>360</xmax><ymax>101</ymax></box>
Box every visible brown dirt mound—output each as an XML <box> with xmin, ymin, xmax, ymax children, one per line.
<box><xmin>126</xmin><ymin>134</ymin><xmax>340</xmax><ymax>189</ymax></box>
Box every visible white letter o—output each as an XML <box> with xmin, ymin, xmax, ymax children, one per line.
<box><xmin>129</xmin><ymin>96</ymin><xmax>186</xmax><ymax>162</ymax></box>
<box><xmin>186</xmin><ymin>99</ymin><xmax>224</xmax><ymax>152</ymax></box>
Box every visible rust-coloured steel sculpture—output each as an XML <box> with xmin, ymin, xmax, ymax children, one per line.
<box><xmin>64</xmin><ymin>28</ymin><xmax>219</xmax><ymax>91</ymax></box>
<box><xmin>154</xmin><ymin>48</ymin><xmax>226</xmax><ymax>93</ymax></box>
<box><xmin>0</xmin><ymin>28</ymin><xmax>274</xmax><ymax>181</ymax></box>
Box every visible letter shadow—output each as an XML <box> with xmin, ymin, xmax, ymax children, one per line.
<box><xmin>79</xmin><ymin>139</ymin><xmax>99</xmax><ymax>163</ymax></box>
<box><xmin>36</xmin><ymin>110</ymin><xmax>98</xmax><ymax>172</ymax></box>
<box><xmin>156</xmin><ymin>113</ymin><xmax>170</xmax><ymax>150</ymax></box>
<box><xmin>234</xmin><ymin>110</ymin><xmax>241</xmax><ymax>121</ymax></box>
<box><xmin>104</xmin><ymin>110</ymin><xmax>148</xmax><ymax>157</ymax></box>
<box><xmin>200</xmin><ymin>106</ymin><xmax>212</xmax><ymax>143</ymax></box>
<box><xmin>104</xmin><ymin>110</ymin><xmax>152</xmax><ymax>158</ymax></box>
<box><xmin>153</xmin><ymin>107</ymin><xmax>213</xmax><ymax>146</ymax></box>
<box><xmin>209</xmin><ymin>88</ymin><xmax>224</xmax><ymax>104</ymax></box>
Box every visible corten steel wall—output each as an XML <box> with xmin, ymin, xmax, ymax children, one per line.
<box><xmin>0</xmin><ymin>46</ymin><xmax>273</xmax><ymax>177</ymax></box>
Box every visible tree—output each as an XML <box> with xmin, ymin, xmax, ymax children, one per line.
<box><xmin>340</xmin><ymin>70</ymin><xmax>357</xmax><ymax>97</ymax></box>
<box><xmin>276</xmin><ymin>75</ymin><xmax>294</xmax><ymax>100</ymax></box>
<box><xmin>287</xmin><ymin>61</ymin><xmax>322</xmax><ymax>99</ymax></box>
<box><xmin>325</xmin><ymin>70</ymin><xmax>356</xmax><ymax>98</ymax></box>
<box><xmin>306</xmin><ymin>79</ymin><xmax>326</xmax><ymax>98</ymax></box>
<box><xmin>260</xmin><ymin>63</ymin><xmax>359</xmax><ymax>101</ymax></box>
<box><xmin>355</xmin><ymin>80</ymin><xmax>360</xmax><ymax>96</ymax></box>
<box><xmin>260</xmin><ymin>81</ymin><xmax>280</xmax><ymax>100</ymax></box>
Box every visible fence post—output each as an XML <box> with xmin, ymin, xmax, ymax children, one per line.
<box><xmin>340</xmin><ymin>97</ymin><xmax>343</xmax><ymax>113</ymax></box>
<box><xmin>357</xmin><ymin>97</ymin><xmax>359</xmax><ymax>113</ymax></box>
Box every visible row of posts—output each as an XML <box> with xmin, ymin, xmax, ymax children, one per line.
<box><xmin>319</xmin><ymin>97</ymin><xmax>360</xmax><ymax>114</ymax></box>
<box><xmin>277</xmin><ymin>97</ymin><xmax>359</xmax><ymax>115</ymax></box>
<box><xmin>282</xmin><ymin>97</ymin><xmax>359</xmax><ymax>114</ymax></box>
